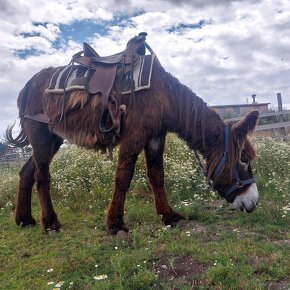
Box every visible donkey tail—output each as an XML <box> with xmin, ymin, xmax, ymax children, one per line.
<box><xmin>4</xmin><ymin>76</ymin><xmax>34</xmax><ymax>148</ymax></box>
<box><xmin>4</xmin><ymin>122</ymin><xmax>29</xmax><ymax>148</ymax></box>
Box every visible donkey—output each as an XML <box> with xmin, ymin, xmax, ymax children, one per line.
<box><xmin>6</xmin><ymin>40</ymin><xmax>259</xmax><ymax>236</ymax></box>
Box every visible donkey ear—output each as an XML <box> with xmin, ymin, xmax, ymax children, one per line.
<box><xmin>232</xmin><ymin>110</ymin><xmax>259</xmax><ymax>141</ymax></box>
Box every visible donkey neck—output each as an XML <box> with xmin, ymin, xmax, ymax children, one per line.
<box><xmin>165</xmin><ymin>73</ymin><xmax>224</xmax><ymax>155</ymax></box>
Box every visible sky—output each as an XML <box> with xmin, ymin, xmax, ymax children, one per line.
<box><xmin>0</xmin><ymin>0</ymin><xmax>290</xmax><ymax>137</ymax></box>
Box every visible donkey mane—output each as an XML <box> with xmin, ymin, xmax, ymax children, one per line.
<box><xmin>158</xmin><ymin>63</ymin><xmax>238</xmax><ymax>181</ymax></box>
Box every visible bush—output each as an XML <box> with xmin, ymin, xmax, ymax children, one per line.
<box><xmin>0</xmin><ymin>136</ymin><xmax>289</xmax><ymax>216</ymax></box>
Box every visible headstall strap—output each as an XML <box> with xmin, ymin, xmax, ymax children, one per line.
<box><xmin>212</xmin><ymin>124</ymin><xmax>229</xmax><ymax>179</ymax></box>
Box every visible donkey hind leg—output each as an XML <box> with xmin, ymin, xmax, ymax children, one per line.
<box><xmin>106</xmin><ymin>138</ymin><xmax>144</xmax><ymax>235</ymax></box>
<box><xmin>145</xmin><ymin>135</ymin><xmax>185</xmax><ymax>226</ymax></box>
<box><xmin>31</xmin><ymin>130</ymin><xmax>63</xmax><ymax>232</ymax></box>
<box><xmin>15</xmin><ymin>156</ymin><xmax>37</xmax><ymax>227</ymax></box>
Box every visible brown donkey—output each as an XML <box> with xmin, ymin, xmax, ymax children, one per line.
<box><xmin>6</xmin><ymin>39</ymin><xmax>259</xmax><ymax>235</ymax></box>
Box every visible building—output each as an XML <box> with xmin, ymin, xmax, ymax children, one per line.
<box><xmin>211</xmin><ymin>95</ymin><xmax>270</xmax><ymax>119</ymax></box>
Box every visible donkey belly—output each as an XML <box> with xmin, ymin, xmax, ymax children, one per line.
<box><xmin>50</xmin><ymin>122</ymin><xmax>120</xmax><ymax>151</ymax></box>
<box><xmin>45</xmin><ymin>91</ymin><xmax>120</xmax><ymax>151</ymax></box>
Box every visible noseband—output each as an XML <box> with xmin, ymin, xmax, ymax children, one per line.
<box><xmin>194</xmin><ymin>124</ymin><xmax>256</xmax><ymax>199</ymax></box>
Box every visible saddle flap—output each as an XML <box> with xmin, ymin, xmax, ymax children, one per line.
<box><xmin>88</xmin><ymin>64</ymin><xmax>117</xmax><ymax>96</ymax></box>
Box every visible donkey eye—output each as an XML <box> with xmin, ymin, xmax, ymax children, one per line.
<box><xmin>241</xmin><ymin>152</ymin><xmax>249</xmax><ymax>164</ymax></box>
<box><xmin>239</xmin><ymin>152</ymin><xmax>250</xmax><ymax>167</ymax></box>
<box><xmin>239</xmin><ymin>160</ymin><xmax>247</xmax><ymax>167</ymax></box>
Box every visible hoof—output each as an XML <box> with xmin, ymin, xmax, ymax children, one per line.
<box><xmin>22</xmin><ymin>223</ymin><xmax>37</xmax><ymax>228</ymax></box>
<box><xmin>15</xmin><ymin>214</ymin><xmax>37</xmax><ymax>228</ymax></box>
<box><xmin>116</xmin><ymin>230</ymin><xmax>129</xmax><ymax>240</ymax></box>
<box><xmin>162</xmin><ymin>211</ymin><xmax>185</xmax><ymax>227</ymax></box>
<box><xmin>108</xmin><ymin>223</ymin><xmax>129</xmax><ymax>235</ymax></box>
<box><xmin>47</xmin><ymin>230</ymin><xmax>59</xmax><ymax>236</ymax></box>
<box><xmin>173</xmin><ymin>219</ymin><xmax>187</xmax><ymax>227</ymax></box>
<box><xmin>42</xmin><ymin>215</ymin><xmax>61</xmax><ymax>232</ymax></box>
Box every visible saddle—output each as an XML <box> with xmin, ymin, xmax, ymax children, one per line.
<box><xmin>70</xmin><ymin>32</ymin><xmax>152</xmax><ymax>133</ymax></box>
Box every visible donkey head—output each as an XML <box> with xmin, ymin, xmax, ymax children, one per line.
<box><xmin>208</xmin><ymin>110</ymin><xmax>259</xmax><ymax>212</ymax></box>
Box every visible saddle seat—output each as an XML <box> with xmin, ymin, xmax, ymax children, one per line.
<box><xmin>83</xmin><ymin>42</ymin><xmax>123</xmax><ymax>64</ymax></box>
<box><xmin>80</xmin><ymin>32</ymin><xmax>147</xmax><ymax>66</ymax></box>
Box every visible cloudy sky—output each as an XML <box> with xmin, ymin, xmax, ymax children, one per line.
<box><xmin>1</xmin><ymin>0</ymin><xmax>290</xmax><ymax>136</ymax></box>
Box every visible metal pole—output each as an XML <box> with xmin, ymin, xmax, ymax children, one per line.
<box><xmin>277</xmin><ymin>93</ymin><xmax>282</xmax><ymax>111</ymax></box>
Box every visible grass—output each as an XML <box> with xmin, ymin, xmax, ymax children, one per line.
<box><xmin>0</xmin><ymin>135</ymin><xmax>289</xmax><ymax>289</ymax></box>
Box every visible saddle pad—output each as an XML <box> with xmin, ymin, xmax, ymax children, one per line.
<box><xmin>122</xmin><ymin>54</ymin><xmax>155</xmax><ymax>94</ymax></box>
<box><xmin>46</xmin><ymin>65</ymin><xmax>88</xmax><ymax>94</ymax></box>
<box><xmin>46</xmin><ymin>54</ymin><xmax>155</xmax><ymax>95</ymax></box>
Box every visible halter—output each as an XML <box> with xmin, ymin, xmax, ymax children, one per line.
<box><xmin>194</xmin><ymin>124</ymin><xmax>256</xmax><ymax>200</ymax></box>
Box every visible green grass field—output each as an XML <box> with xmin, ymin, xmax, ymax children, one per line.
<box><xmin>0</xmin><ymin>136</ymin><xmax>289</xmax><ymax>290</ymax></box>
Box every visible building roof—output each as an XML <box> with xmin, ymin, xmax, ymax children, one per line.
<box><xmin>211</xmin><ymin>103</ymin><xmax>270</xmax><ymax>108</ymax></box>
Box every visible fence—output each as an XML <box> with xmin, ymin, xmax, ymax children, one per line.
<box><xmin>1</xmin><ymin>110</ymin><xmax>289</xmax><ymax>168</ymax></box>
<box><xmin>0</xmin><ymin>155</ymin><xmax>30</xmax><ymax>168</ymax></box>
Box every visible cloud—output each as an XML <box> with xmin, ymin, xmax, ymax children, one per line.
<box><xmin>1</xmin><ymin>0</ymin><xmax>290</xmax><ymax>138</ymax></box>
<box><xmin>0</xmin><ymin>0</ymin><xmax>114</xmax><ymax>26</ymax></box>
<box><xmin>162</xmin><ymin>0</ymin><xmax>262</xmax><ymax>8</ymax></box>
<box><xmin>0</xmin><ymin>0</ymin><xmax>30</xmax><ymax>23</ymax></box>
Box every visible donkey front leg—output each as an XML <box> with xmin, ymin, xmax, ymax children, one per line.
<box><xmin>145</xmin><ymin>136</ymin><xmax>185</xmax><ymax>226</ymax></box>
<box><xmin>106</xmin><ymin>140</ymin><xmax>143</xmax><ymax>235</ymax></box>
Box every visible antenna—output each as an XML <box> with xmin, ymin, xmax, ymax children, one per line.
<box><xmin>251</xmin><ymin>94</ymin><xmax>257</xmax><ymax>104</ymax></box>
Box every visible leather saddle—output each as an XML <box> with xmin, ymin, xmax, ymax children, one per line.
<box><xmin>72</xmin><ymin>32</ymin><xmax>149</xmax><ymax>134</ymax></box>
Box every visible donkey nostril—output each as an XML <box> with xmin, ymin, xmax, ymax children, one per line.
<box><xmin>239</xmin><ymin>201</ymin><xmax>246</xmax><ymax>211</ymax></box>
<box><xmin>246</xmin><ymin>202</ymin><xmax>256</xmax><ymax>213</ymax></box>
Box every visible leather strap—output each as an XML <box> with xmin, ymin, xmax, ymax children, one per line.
<box><xmin>213</xmin><ymin>124</ymin><xmax>229</xmax><ymax>179</ymax></box>
<box><xmin>24</xmin><ymin>113</ymin><xmax>51</xmax><ymax>124</ymax></box>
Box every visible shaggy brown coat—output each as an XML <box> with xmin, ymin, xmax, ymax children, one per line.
<box><xmin>6</xmin><ymin>57</ymin><xmax>259</xmax><ymax>234</ymax></box>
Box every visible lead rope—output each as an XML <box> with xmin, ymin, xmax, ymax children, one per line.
<box><xmin>193</xmin><ymin>149</ymin><xmax>218</xmax><ymax>195</ymax></box>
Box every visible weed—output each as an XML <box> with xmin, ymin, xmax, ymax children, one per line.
<box><xmin>0</xmin><ymin>136</ymin><xmax>289</xmax><ymax>289</ymax></box>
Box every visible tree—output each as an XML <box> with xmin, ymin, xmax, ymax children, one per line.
<box><xmin>0</xmin><ymin>142</ymin><xmax>9</xmax><ymax>156</ymax></box>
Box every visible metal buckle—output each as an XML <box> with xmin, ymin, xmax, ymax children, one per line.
<box><xmin>236</xmin><ymin>181</ymin><xmax>244</xmax><ymax>188</ymax></box>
